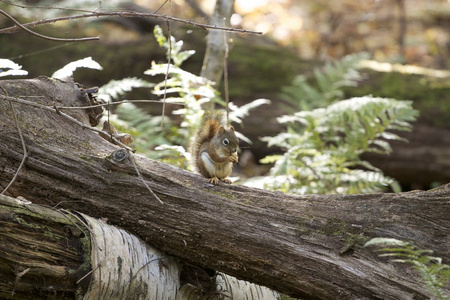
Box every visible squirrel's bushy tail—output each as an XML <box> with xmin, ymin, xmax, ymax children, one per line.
<box><xmin>189</xmin><ymin>110</ymin><xmax>227</xmax><ymax>171</ymax></box>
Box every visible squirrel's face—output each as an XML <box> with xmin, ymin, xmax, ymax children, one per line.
<box><xmin>217</xmin><ymin>126</ymin><xmax>239</xmax><ymax>155</ymax></box>
<box><xmin>222</xmin><ymin>136</ymin><xmax>238</xmax><ymax>154</ymax></box>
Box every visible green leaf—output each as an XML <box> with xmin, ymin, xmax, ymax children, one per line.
<box><xmin>98</xmin><ymin>77</ymin><xmax>154</xmax><ymax>102</ymax></box>
<box><xmin>0</xmin><ymin>58</ymin><xmax>28</xmax><ymax>77</ymax></box>
<box><xmin>52</xmin><ymin>57</ymin><xmax>102</xmax><ymax>79</ymax></box>
<box><xmin>364</xmin><ymin>237</ymin><xmax>410</xmax><ymax>248</ymax></box>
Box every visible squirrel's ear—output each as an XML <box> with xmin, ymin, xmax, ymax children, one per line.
<box><xmin>218</xmin><ymin>126</ymin><xmax>226</xmax><ymax>134</ymax></box>
<box><xmin>229</xmin><ymin>125</ymin><xmax>235</xmax><ymax>131</ymax></box>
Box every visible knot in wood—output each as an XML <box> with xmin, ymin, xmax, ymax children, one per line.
<box><xmin>110</xmin><ymin>149</ymin><xmax>128</xmax><ymax>163</ymax></box>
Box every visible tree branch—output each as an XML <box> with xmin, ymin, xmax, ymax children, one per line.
<box><xmin>0</xmin><ymin>8</ymin><xmax>99</xmax><ymax>42</ymax></box>
<box><xmin>0</xmin><ymin>10</ymin><xmax>262</xmax><ymax>35</ymax></box>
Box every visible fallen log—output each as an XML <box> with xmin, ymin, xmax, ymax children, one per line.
<box><xmin>0</xmin><ymin>77</ymin><xmax>449</xmax><ymax>299</ymax></box>
<box><xmin>0</xmin><ymin>194</ymin><xmax>278</xmax><ymax>299</ymax></box>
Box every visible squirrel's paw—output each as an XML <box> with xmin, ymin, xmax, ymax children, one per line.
<box><xmin>221</xmin><ymin>178</ymin><xmax>232</xmax><ymax>184</ymax></box>
<box><xmin>208</xmin><ymin>177</ymin><xmax>220</xmax><ymax>185</ymax></box>
<box><xmin>229</xmin><ymin>153</ymin><xmax>239</xmax><ymax>164</ymax></box>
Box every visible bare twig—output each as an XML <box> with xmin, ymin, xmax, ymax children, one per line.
<box><xmin>0</xmin><ymin>0</ymin><xmax>94</xmax><ymax>14</ymax></box>
<box><xmin>0</xmin><ymin>8</ymin><xmax>99</xmax><ymax>42</ymax></box>
<box><xmin>55</xmin><ymin>99</ymin><xmax>184</xmax><ymax>110</ymax></box>
<box><xmin>160</xmin><ymin>20</ymin><xmax>172</xmax><ymax>128</ymax></box>
<box><xmin>130</xmin><ymin>152</ymin><xmax>164</xmax><ymax>205</ymax></box>
<box><xmin>153</xmin><ymin>0</ymin><xmax>170</xmax><ymax>14</ymax></box>
<box><xmin>223</xmin><ymin>30</ymin><xmax>230</xmax><ymax>123</ymax></box>
<box><xmin>76</xmin><ymin>262</ymin><xmax>101</xmax><ymax>285</ymax></box>
<box><xmin>0</xmin><ymin>94</ymin><xmax>134</xmax><ymax>152</ymax></box>
<box><xmin>0</xmin><ymin>10</ymin><xmax>262</xmax><ymax>35</ymax></box>
<box><xmin>0</xmin><ymin>86</ymin><xmax>28</xmax><ymax>195</ymax></box>
<box><xmin>8</xmin><ymin>43</ymin><xmax>71</xmax><ymax>60</ymax></box>
<box><xmin>1</xmin><ymin>93</ymin><xmax>165</xmax><ymax>205</ymax></box>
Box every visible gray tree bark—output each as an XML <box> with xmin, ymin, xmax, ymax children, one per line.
<box><xmin>0</xmin><ymin>77</ymin><xmax>449</xmax><ymax>299</ymax></box>
<box><xmin>0</xmin><ymin>195</ymin><xmax>88</xmax><ymax>299</ymax></box>
<box><xmin>200</xmin><ymin>0</ymin><xmax>235</xmax><ymax>110</ymax></box>
<box><xmin>0</xmin><ymin>194</ymin><xmax>278</xmax><ymax>300</ymax></box>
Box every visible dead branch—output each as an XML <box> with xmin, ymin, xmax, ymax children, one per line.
<box><xmin>0</xmin><ymin>10</ymin><xmax>262</xmax><ymax>35</ymax></box>
<box><xmin>0</xmin><ymin>8</ymin><xmax>99</xmax><ymax>42</ymax></box>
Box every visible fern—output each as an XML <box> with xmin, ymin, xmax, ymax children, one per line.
<box><xmin>0</xmin><ymin>58</ymin><xmax>28</xmax><ymax>77</ymax></box>
<box><xmin>88</xmin><ymin>25</ymin><xmax>267</xmax><ymax>169</ymax></box>
<box><xmin>97</xmin><ymin>77</ymin><xmax>154</xmax><ymax>103</ymax></box>
<box><xmin>365</xmin><ymin>238</ymin><xmax>450</xmax><ymax>300</ymax></box>
<box><xmin>112</xmin><ymin>103</ymin><xmax>183</xmax><ymax>160</ymax></box>
<box><xmin>144</xmin><ymin>26</ymin><xmax>219</xmax><ymax>143</ymax></box>
<box><xmin>261</xmin><ymin>97</ymin><xmax>418</xmax><ymax>194</ymax></box>
<box><xmin>52</xmin><ymin>57</ymin><xmax>102</xmax><ymax>79</ymax></box>
<box><xmin>281</xmin><ymin>52</ymin><xmax>369</xmax><ymax>111</ymax></box>
<box><xmin>142</xmin><ymin>25</ymin><xmax>268</xmax><ymax>166</ymax></box>
<box><xmin>153</xmin><ymin>25</ymin><xmax>196</xmax><ymax>67</ymax></box>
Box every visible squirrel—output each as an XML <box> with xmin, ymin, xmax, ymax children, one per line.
<box><xmin>190</xmin><ymin>110</ymin><xmax>239</xmax><ymax>184</ymax></box>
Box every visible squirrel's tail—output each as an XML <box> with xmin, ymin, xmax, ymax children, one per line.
<box><xmin>189</xmin><ymin>110</ymin><xmax>226</xmax><ymax>170</ymax></box>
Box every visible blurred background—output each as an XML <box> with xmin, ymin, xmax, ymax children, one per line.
<box><xmin>1</xmin><ymin>0</ymin><xmax>449</xmax><ymax>191</ymax></box>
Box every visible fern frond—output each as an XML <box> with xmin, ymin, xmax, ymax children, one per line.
<box><xmin>0</xmin><ymin>58</ymin><xmax>28</xmax><ymax>77</ymax></box>
<box><xmin>113</xmin><ymin>103</ymin><xmax>181</xmax><ymax>158</ymax></box>
<box><xmin>228</xmin><ymin>99</ymin><xmax>271</xmax><ymax>124</ymax></box>
<box><xmin>365</xmin><ymin>238</ymin><xmax>450</xmax><ymax>300</ymax></box>
<box><xmin>280</xmin><ymin>52</ymin><xmax>370</xmax><ymax>111</ymax></box>
<box><xmin>98</xmin><ymin>77</ymin><xmax>154</xmax><ymax>102</ymax></box>
<box><xmin>261</xmin><ymin>96</ymin><xmax>418</xmax><ymax>194</ymax></box>
<box><xmin>52</xmin><ymin>57</ymin><xmax>102</xmax><ymax>79</ymax></box>
<box><xmin>153</xmin><ymin>25</ymin><xmax>196</xmax><ymax>66</ymax></box>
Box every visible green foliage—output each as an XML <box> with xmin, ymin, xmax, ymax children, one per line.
<box><xmin>365</xmin><ymin>238</ymin><xmax>450</xmax><ymax>299</ymax></box>
<box><xmin>228</xmin><ymin>98</ymin><xmax>271</xmax><ymax>144</ymax></box>
<box><xmin>143</xmin><ymin>26</ymin><xmax>218</xmax><ymax>165</ymax></box>
<box><xmin>0</xmin><ymin>58</ymin><xmax>28</xmax><ymax>77</ymax></box>
<box><xmin>51</xmin><ymin>57</ymin><xmax>102</xmax><ymax>79</ymax></box>
<box><xmin>259</xmin><ymin>52</ymin><xmax>420</xmax><ymax>195</ymax></box>
<box><xmin>112</xmin><ymin>103</ymin><xmax>184</xmax><ymax>162</ymax></box>
<box><xmin>141</xmin><ymin>25</ymin><xmax>267</xmax><ymax>166</ymax></box>
<box><xmin>92</xmin><ymin>25</ymin><xmax>267</xmax><ymax>168</ymax></box>
<box><xmin>97</xmin><ymin>77</ymin><xmax>154</xmax><ymax>103</ymax></box>
<box><xmin>281</xmin><ymin>52</ymin><xmax>369</xmax><ymax>111</ymax></box>
<box><xmin>152</xmin><ymin>26</ymin><xmax>196</xmax><ymax>67</ymax></box>
<box><xmin>261</xmin><ymin>96</ymin><xmax>418</xmax><ymax>194</ymax></box>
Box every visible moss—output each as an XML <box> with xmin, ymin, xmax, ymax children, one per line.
<box><xmin>312</xmin><ymin>217</ymin><xmax>373</xmax><ymax>253</ymax></box>
<box><xmin>79</xmin><ymin>155</ymin><xmax>93</xmax><ymax>162</ymax></box>
<box><xmin>339</xmin><ymin>233</ymin><xmax>370</xmax><ymax>255</ymax></box>
<box><xmin>294</xmin><ymin>217</ymin><xmax>313</xmax><ymax>236</ymax></box>
<box><xmin>318</xmin><ymin>218</ymin><xmax>350</xmax><ymax>236</ymax></box>
<box><xmin>205</xmin><ymin>188</ymin><xmax>236</xmax><ymax>200</ymax></box>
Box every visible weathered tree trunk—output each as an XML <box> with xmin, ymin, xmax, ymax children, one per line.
<box><xmin>0</xmin><ymin>77</ymin><xmax>449</xmax><ymax>299</ymax></box>
<box><xmin>0</xmin><ymin>194</ymin><xmax>278</xmax><ymax>300</ymax></box>
<box><xmin>200</xmin><ymin>0</ymin><xmax>235</xmax><ymax>110</ymax></box>
<box><xmin>0</xmin><ymin>195</ymin><xmax>89</xmax><ymax>299</ymax></box>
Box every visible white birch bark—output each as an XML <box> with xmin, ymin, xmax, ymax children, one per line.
<box><xmin>81</xmin><ymin>214</ymin><xmax>279</xmax><ymax>300</ymax></box>
<box><xmin>81</xmin><ymin>214</ymin><xmax>180</xmax><ymax>300</ymax></box>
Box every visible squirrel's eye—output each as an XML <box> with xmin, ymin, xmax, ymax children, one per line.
<box><xmin>223</xmin><ymin>138</ymin><xmax>229</xmax><ymax>145</ymax></box>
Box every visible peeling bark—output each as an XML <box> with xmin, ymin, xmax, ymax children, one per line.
<box><xmin>0</xmin><ymin>77</ymin><xmax>449</xmax><ymax>299</ymax></box>
<box><xmin>0</xmin><ymin>195</ymin><xmax>89</xmax><ymax>299</ymax></box>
